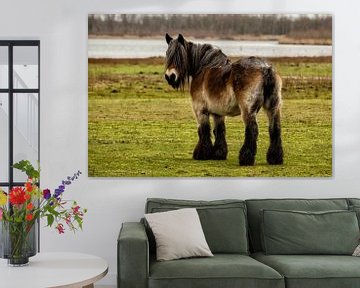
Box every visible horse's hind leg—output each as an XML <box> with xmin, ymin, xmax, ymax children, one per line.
<box><xmin>239</xmin><ymin>112</ymin><xmax>258</xmax><ymax>166</ymax></box>
<box><xmin>264</xmin><ymin>74</ymin><xmax>283</xmax><ymax>165</ymax></box>
<box><xmin>212</xmin><ymin>115</ymin><xmax>228</xmax><ymax>160</ymax></box>
<box><xmin>266</xmin><ymin>109</ymin><xmax>283</xmax><ymax>165</ymax></box>
<box><xmin>193</xmin><ymin>108</ymin><xmax>213</xmax><ymax>160</ymax></box>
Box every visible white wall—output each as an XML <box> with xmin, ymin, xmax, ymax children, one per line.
<box><xmin>1</xmin><ymin>0</ymin><xmax>360</xmax><ymax>285</ymax></box>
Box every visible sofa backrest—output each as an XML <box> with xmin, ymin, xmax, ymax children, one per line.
<box><xmin>245</xmin><ymin>198</ymin><xmax>349</xmax><ymax>253</ymax></box>
<box><xmin>145</xmin><ymin>198</ymin><xmax>249</xmax><ymax>254</ymax></box>
<box><xmin>348</xmin><ymin>198</ymin><xmax>360</xmax><ymax>207</ymax></box>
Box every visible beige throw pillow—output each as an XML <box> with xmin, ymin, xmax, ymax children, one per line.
<box><xmin>353</xmin><ymin>244</ymin><xmax>360</xmax><ymax>256</ymax></box>
<box><xmin>145</xmin><ymin>208</ymin><xmax>213</xmax><ymax>261</ymax></box>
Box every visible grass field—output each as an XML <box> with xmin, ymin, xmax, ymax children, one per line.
<box><xmin>88</xmin><ymin>56</ymin><xmax>332</xmax><ymax>177</ymax></box>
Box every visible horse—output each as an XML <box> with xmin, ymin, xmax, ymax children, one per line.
<box><xmin>164</xmin><ymin>33</ymin><xmax>283</xmax><ymax>166</ymax></box>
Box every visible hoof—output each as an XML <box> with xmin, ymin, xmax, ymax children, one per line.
<box><xmin>212</xmin><ymin>144</ymin><xmax>228</xmax><ymax>160</ymax></box>
<box><xmin>267</xmin><ymin>146</ymin><xmax>284</xmax><ymax>165</ymax></box>
<box><xmin>239</xmin><ymin>147</ymin><xmax>255</xmax><ymax>166</ymax></box>
<box><xmin>193</xmin><ymin>143</ymin><xmax>213</xmax><ymax>160</ymax></box>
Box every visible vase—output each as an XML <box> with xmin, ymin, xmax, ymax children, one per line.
<box><xmin>0</xmin><ymin>220</ymin><xmax>37</xmax><ymax>266</ymax></box>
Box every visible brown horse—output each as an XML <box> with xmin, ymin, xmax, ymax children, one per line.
<box><xmin>164</xmin><ymin>33</ymin><xmax>283</xmax><ymax>166</ymax></box>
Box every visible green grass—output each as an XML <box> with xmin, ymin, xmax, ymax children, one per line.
<box><xmin>88</xmin><ymin>58</ymin><xmax>332</xmax><ymax>177</ymax></box>
<box><xmin>89</xmin><ymin>63</ymin><xmax>164</xmax><ymax>76</ymax></box>
<box><xmin>273</xmin><ymin>62</ymin><xmax>332</xmax><ymax>78</ymax></box>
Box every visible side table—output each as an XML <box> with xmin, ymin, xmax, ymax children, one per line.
<box><xmin>0</xmin><ymin>252</ymin><xmax>108</xmax><ymax>288</ymax></box>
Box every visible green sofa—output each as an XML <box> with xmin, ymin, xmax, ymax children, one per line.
<box><xmin>118</xmin><ymin>198</ymin><xmax>360</xmax><ymax>288</ymax></box>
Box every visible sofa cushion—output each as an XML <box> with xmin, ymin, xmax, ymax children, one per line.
<box><xmin>347</xmin><ymin>198</ymin><xmax>360</xmax><ymax>207</ymax></box>
<box><xmin>261</xmin><ymin>209</ymin><xmax>359</xmax><ymax>255</ymax></box>
<box><xmin>346</xmin><ymin>199</ymin><xmax>360</xmax><ymax>229</ymax></box>
<box><xmin>246</xmin><ymin>198</ymin><xmax>349</xmax><ymax>252</ymax></box>
<box><xmin>146</xmin><ymin>198</ymin><xmax>248</xmax><ymax>254</ymax></box>
<box><xmin>149</xmin><ymin>254</ymin><xmax>284</xmax><ymax>288</ymax></box>
<box><xmin>145</xmin><ymin>208</ymin><xmax>213</xmax><ymax>261</ymax></box>
<box><xmin>349</xmin><ymin>205</ymin><xmax>360</xmax><ymax>228</ymax></box>
<box><xmin>252</xmin><ymin>252</ymin><xmax>360</xmax><ymax>288</ymax></box>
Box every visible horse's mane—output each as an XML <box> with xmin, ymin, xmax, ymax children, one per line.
<box><xmin>188</xmin><ymin>42</ymin><xmax>230</xmax><ymax>76</ymax></box>
<box><xmin>165</xmin><ymin>37</ymin><xmax>231</xmax><ymax>89</ymax></box>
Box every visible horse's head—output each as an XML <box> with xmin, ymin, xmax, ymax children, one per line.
<box><xmin>164</xmin><ymin>33</ymin><xmax>188</xmax><ymax>89</ymax></box>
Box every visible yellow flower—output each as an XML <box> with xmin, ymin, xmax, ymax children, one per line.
<box><xmin>0</xmin><ymin>189</ymin><xmax>7</xmax><ymax>206</ymax></box>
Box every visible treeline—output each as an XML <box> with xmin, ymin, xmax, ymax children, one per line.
<box><xmin>88</xmin><ymin>14</ymin><xmax>332</xmax><ymax>40</ymax></box>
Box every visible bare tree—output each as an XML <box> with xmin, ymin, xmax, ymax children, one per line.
<box><xmin>88</xmin><ymin>14</ymin><xmax>332</xmax><ymax>41</ymax></box>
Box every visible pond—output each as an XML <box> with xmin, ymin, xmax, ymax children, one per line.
<box><xmin>88</xmin><ymin>38</ymin><xmax>332</xmax><ymax>58</ymax></box>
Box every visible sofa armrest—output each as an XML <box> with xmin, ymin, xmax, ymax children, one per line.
<box><xmin>118</xmin><ymin>222</ymin><xmax>149</xmax><ymax>288</ymax></box>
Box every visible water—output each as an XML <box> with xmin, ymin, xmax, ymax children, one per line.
<box><xmin>88</xmin><ymin>38</ymin><xmax>332</xmax><ymax>59</ymax></box>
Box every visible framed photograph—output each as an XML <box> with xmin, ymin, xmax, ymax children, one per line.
<box><xmin>88</xmin><ymin>14</ymin><xmax>332</xmax><ymax>177</ymax></box>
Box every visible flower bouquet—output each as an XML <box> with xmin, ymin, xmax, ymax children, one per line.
<box><xmin>0</xmin><ymin>160</ymin><xmax>87</xmax><ymax>266</ymax></box>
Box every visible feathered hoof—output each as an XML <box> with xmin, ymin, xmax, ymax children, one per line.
<box><xmin>193</xmin><ymin>142</ymin><xmax>213</xmax><ymax>160</ymax></box>
<box><xmin>267</xmin><ymin>146</ymin><xmax>284</xmax><ymax>165</ymax></box>
<box><xmin>239</xmin><ymin>148</ymin><xmax>255</xmax><ymax>166</ymax></box>
<box><xmin>212</xmin><ymin>145</ymin><xmax>228</xmax><ymax>160</ymax></box>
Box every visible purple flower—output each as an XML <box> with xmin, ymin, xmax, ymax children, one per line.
<box><xmin>54</xmin><ymin>171</ymin><xmax>82</xmax><ymax>199</ymax></box>
<box><xmin>54</xmin><ymin>189</ymin><xmax>63</xmax><ymax>198</ymax></box>
<box><xmin>43</xmin><ymin>189</ymin><xmax>51</xmax><ymax>200</ymax></box>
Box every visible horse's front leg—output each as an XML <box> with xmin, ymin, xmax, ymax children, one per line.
<box><xmin>193</xmin><ymin>108</ymin><xmax>213</xmax><ymax>160</ymax></box>
<box><xmin>212</xmin><ymin>114</ymin><xmax>228</xmax><ymax>160</ymax></box>
<box><xmin>239</xmin><ymin>111</ymin><xmax>258</xmax><ymax>166</ymax></box>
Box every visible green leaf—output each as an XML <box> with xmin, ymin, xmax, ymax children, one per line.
<box><xmin>46</xmin><ymin>206</ymin><xmax>60</xmax><ymax>217</ymax></box>
<box><xmin>47</xmin><ymin>214</ymin><xmax>55</xmax><ymax>227</ymax></box>
<box><xmin>12</xmin><ymin>160</ymin><xmax>40</xmax><ymax>180</ymax></box>
<box><xmin>75</xmin><ymin>216</ymin><xmax>83</xmax><ymax>230</ymax></box>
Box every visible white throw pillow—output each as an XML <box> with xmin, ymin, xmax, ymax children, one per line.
<box><xmin>353</xmin><ymin>244</ymin><xmax>360</xmax><ymax>256</ymax></box>
<box><xmin>145</xmin><ymin>208</ymin><xmax>213</xmax><ymax>261</ymax></box>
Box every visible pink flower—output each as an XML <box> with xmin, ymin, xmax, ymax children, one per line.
<box><xmin>0</xmin><ymin>208</ymin><xmax>3</xmax><ymax>220</ymax></box>
<box><xmin>56</xmin><ymin>223</ymin><xmax>65</xmax><ymax>234</ymax></box>
<box><xmin>72</xmin><ymin>205</ymin><xmax>80</xmax><ymax>215</ymax></box>
<box><xmin>65</xmin><ymin>214</ymin><xmax>71</xmax><ymax>225</ymax></box>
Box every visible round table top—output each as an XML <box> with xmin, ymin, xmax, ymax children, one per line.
<box><xmin>0</xmin><ymin>252</ymin><xmax>108</xmax><ymax>288</ymax></box>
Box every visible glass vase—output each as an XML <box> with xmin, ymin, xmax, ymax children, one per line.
<box><xmin>0</xmin><ymin>220</ymin><xmax>37</xmax><ymax>266</ymax></box>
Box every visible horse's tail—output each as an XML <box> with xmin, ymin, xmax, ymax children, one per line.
<box><xmin>263</xmin><ymin>65</ymin><xmax>281</xmax><ymax>111</ymax></box>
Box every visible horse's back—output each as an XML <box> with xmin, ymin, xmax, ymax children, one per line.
<box><xmin>233</xmin><ymin>56</ymin><xmax>271</xmax><ymax>70</ymax></box>
<box><xmin>191</xmin><ymin>56</ymin><xmax>279</xmax><ymax>117</ymax></box>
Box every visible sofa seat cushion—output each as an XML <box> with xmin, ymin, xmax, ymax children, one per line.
<box><xmin>252</xmin><ymin>252</ymin><xmax>360</xmax><ymax>288</ymax></box>
<box><xmin>149</xmin><ymin>254</ymin><xmax>284</xmax><ymax>288</ymax></box>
